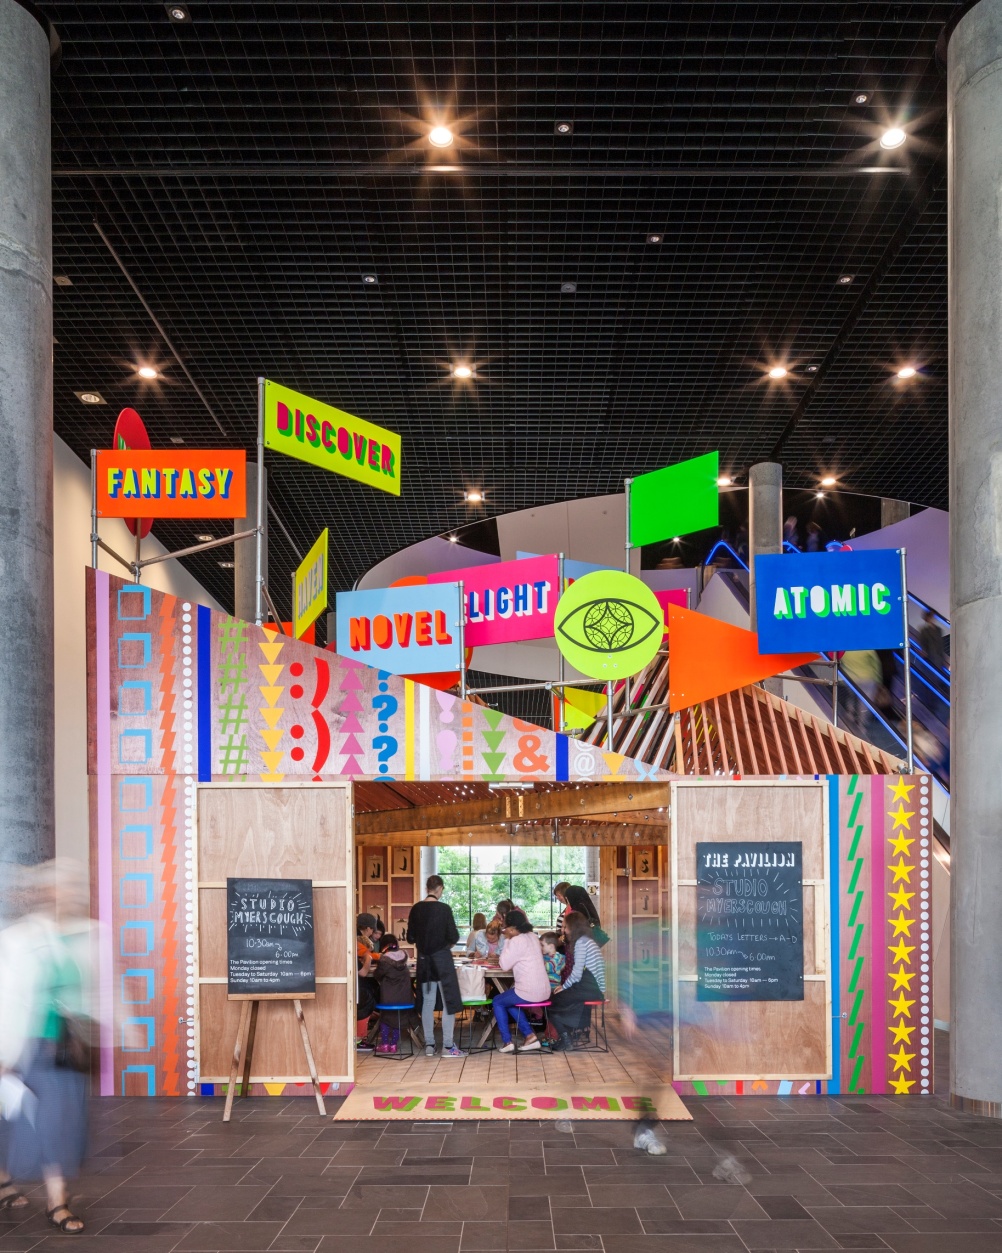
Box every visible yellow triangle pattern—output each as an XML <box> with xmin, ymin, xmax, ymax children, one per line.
<box><xmin>603</xmin><ymin>751</ymin><xmax>626</xmax><ymax>778</ymax></box>
<box><xmin>258</xmin><ymin>636</ymin><xmax>285</xmax><ymax>781</ymax></box>
<box><xmin>263</xmin><ymin>1082</ymin><xmax>286</xmax><ymax>1096</ymax></box>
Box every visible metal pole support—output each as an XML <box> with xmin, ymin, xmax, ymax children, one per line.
<box><xmin>458</xmin><ymin>580</ymin><xmax>467</xmax><ymax>700</ymax></box>
<box><xmin>255</xmin><ymin>377</ymin><xmax>265</xmax><ymax>626</ymax></box>
<box><xmin>90</xmin><ymin>449</ymin><xmax>98</xmax><ymax>569</ymax></box>
<box><xmin>900</xmin><ymin>548</ymin><xmax>914</xmax><ymax>772</ymax></box>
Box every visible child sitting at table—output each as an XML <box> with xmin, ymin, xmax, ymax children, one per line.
<box><xmin>539</xmin><ymin>931</ymin><xmax>565</xmax><ymax>990</ymax></box>
<box><xmin>373</xmin><ymin>934</ymin><xmax>416</xmax><ymax>1054</ymax></box>
<box><xmin>472</xmin><ymin>919</ymin><xmax>505</xmax><ymax>963</ymax></box>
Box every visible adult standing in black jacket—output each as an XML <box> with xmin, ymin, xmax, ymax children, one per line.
<box><xmin>406</xmin><ymin>875</ymin><xmax>466</xmax><ymax>1057</ymax></box>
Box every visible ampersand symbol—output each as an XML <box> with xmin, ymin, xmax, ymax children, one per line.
<box><xmin>514</xmin><ymin>733</ymin><xmax>548</xmax><ymax>774</ymax></box>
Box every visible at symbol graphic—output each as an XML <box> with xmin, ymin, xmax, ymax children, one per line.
<box><xmin>557</xmin><ymin>597</ymin><xmax>660</xmax><ymax>654</ymax></box>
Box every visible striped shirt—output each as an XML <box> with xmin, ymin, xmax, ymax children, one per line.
<box><xmin>562</xmin><ymin>935</ymin><xmax>606</xmax><ymax>995</ymax></box>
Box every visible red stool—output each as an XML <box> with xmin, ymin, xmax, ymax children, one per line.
<box><xmin>579</xmin><ymin>1000</ymin><xmax>609</xmax><ymax>1052</ymax></box>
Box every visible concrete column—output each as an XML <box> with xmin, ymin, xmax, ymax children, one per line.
<box><xmin>233</xmin><ymin>462</ymin><xmax>266</xmax><ymax>622</ymax></box>
<box><xmin>747</xmin><ymin>461</ymin><xmax>782</xmax><ymax>630</ymax></box>
<box><xmin>0</xmin><ymin>1</ymin><xmax>54</xmax><ymax>868</ymax></box>
<box><xmin>880</xmin><ymin>498</ymin><xmax>910</xmax><ymax>529</ymax></box>
<box><xmin>949</xmin><ymin>0</ymin><xmax>1002</xmax><ymax>1115</ymax></box>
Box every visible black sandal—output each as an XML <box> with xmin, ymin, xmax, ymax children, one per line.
<box><xmin>0</xmin><ymin>1180</ymin><xmax>28</xmax><ymax>1212</ymax></box>
<box><xmin>46</xmin><ymin>1205</ymin><xmax>84</xmax><ymax>1234</ymax></box>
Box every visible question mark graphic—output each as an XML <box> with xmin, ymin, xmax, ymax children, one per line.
<box><xmin>372</xmin><ymin>734</ymin><xmax>398</xmax><ymax>776</ymax></box>
<box><xmin>371</xmin><ymin>692</ymin><xmax>398</xmax><ymax>733</ymax></box>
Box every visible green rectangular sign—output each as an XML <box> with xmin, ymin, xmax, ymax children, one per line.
<box><xmin>263</xmin><ymin>380</ymin><xmax>401</xmax><ymax>496</ymax></box>
<box><xmin>629</xmin><ymin>450</ymin><xmax>719</xmax><ymax>547</ymax></box>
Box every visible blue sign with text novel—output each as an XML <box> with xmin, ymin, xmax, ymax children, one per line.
<box><xmin>754</xmin><ymin>549</ymin><xmax>905</xmax><ymax>654</ymax></box>
<box><xmin>335</xmin><ymin>582</ymin><xmax>463</xmax><ymax>675</ymax></box>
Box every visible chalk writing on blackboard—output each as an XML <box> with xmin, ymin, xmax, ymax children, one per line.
<box><xmin>226</xmin><ymin>877</ymin><xmax>316</xmax><ymax>997</ymax></box>
<box><xmin>695</xmin><ymin>842</ymin><xmax>803</xmax><ymax>1002</ymax></box>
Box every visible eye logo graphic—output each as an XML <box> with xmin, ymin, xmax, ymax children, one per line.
<box><xmin>554</xmin><ymin>571</ymin><xmax>665</xmax><ymax>679</ymax></box>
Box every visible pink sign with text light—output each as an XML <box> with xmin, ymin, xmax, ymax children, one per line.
<box><xmin>429</xmin><ymin>554</ymin><xmax>560</xmax><ymax>647</ymax></box>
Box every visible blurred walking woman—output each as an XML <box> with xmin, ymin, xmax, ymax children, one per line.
<box><xmin>547</xmin><ymin>910</ymin><xmax>606</xmax><ymax>1049</ymax></box>
<box><xmin>0</xmin><ymin>863</ymin><xmax>96</xmax><ymax>1234</ymax></box>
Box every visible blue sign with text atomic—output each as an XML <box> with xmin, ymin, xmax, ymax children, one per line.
<box><xmin>754</xmin><ymin>549</ymin><xmax>905</xmax><ymax>653</ymax></box>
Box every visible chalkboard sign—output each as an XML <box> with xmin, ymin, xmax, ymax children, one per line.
<box><xmin>695</xmin><ymin>842</ymin><xmax>803</xmax><ymax>1002</ymax></box>
<box><xmin>226</xmin><ymin>877</ymin><xmax>316</xmax><ymax>998</ymax></box>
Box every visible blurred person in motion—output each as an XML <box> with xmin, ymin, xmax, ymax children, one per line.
<box><xmin>0</xmin><ymin>861</ymin><xmax>99</xmax><ymax>1233</ymax></box>
<box><xmin>917</xmin><ymin>608</ymin><xmax>948</xmax><ymax>672</ymax></box>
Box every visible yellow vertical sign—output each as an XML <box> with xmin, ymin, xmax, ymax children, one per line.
<box><xmin>293</xmin><ymin>528</ymin><xmax>329</xmax><ymax>640</ymax></box>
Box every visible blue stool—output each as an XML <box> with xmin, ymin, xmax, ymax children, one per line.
<box><xmin>374</xmin><ymin>1004</ymin><xmax>416</xmax><ymax>1060</ymax></box>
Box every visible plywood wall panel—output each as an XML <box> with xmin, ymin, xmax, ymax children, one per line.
<box><xmin>200</xmin><ymin>786</ymin><xmax>347</xmax><ymax>882</ymax></box>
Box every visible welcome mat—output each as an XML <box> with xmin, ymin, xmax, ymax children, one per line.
<box><xmin>333</xmin><ymin>1083</ymin><xmax>691</xmax><ymax>1121</ymax></box>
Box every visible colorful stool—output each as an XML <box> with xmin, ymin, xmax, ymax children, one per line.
<box><xmin>579</xmin><ymin>1000</ymin><xmax>609</xmax><ymax>1052</ymax></box>
<box><xmin>374</xmin><ymin>1004</ymin><xmax>416</xmax><ymax>1060</ymax></box>
<box><xmin>510</xmin><ymin>1000</ymin><xmax>551</xmax><ymax>1051</ymax></box>
<box><xmin>458</xmin><ymin>998</ymin><xmax>496</xmax><ymax>1053</ymax></box>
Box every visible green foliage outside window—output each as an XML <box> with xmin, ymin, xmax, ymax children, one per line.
<box><xmin>435</xmin><ymin>845</ymin><xmax>588</xmax><ymax>931</ymax></box>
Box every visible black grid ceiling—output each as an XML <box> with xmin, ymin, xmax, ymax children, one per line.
<box><xmin>48</xmin><ymin>2</ymin><xmax>955</xmax><ymax>623</ymax></box>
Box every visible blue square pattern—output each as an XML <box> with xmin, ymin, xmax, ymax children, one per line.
<box><xmin>121</xmin><ymin>1064</ymin><xmax>156</xmax><ymax>1096</ymax></box>
<box><xmin>118</xmin><ymin>633</ymin><xmax>151</xmax><ymax>669</ymax></box>
<box><xmin>120</xmin><ymin>824</ymin><xmax>153</xmax><ymax>860</ymax></box>
<box><xmin>120</xmin><ymin>872</ymin><xmax>153</xmax><ymax>909</ymax></box>
<box><xmin>121</xmin><ymin>968</ymin><xmax>154</xmax><ymax>1004</ymax></box>
<box><xmin>122</xmin><ymin>1017</ymin><xmax>156</xmax><ymax>1052</ymax></box>
<box><xmin>119</xmin><ymin>777</ymin><xmax>153</xmax><ymax>813</ymax></box>
<box><xmin>120</xmin><ymin>920</ymin><xmax>155</xmax><ymax>956</ymax></box>
<box><xmin>118</xmin><ymin>680</ymin><xmax>152</xmax><ymax>716</ymax></box>
<box><xmin>117</xmin><ymin>585</ymin><xmax>152</xmax><ymax>621</ymax></box>
<box><xmin>119</xmin><ymin>729</ymin><xmax>153</xmax><ymax>765</ymax></box>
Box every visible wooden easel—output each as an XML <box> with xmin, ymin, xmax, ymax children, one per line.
<box><xmin>222</xmin><ymin>994</ymin><xmax>326</xmax><ymax>1122</ymax></box>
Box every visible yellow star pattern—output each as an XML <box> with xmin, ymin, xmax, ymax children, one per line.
<box><xmin>889</xmin><ymin>1021</ymin><xmax>915</xmax><ymax>1044</ymax></box>
<box><xmin>888</xmin><ymin>1044</ymin><xmax>915</xmax><ymax>1072</ymax></box>
<box><xmin>890</xmin><ymin>912</ymin><xmax>914</xmax><ymax>938</ymax></box>
<box><xmin>889</xmin><ymin>1074</ymin><xmax>916</xmax><ymax>1094</ymax></box>
<box><xmin>890</xmin><ymin>967</ymin><xmax>916</xmax><ymax>991</ymax></box>
<box><xmin>887</xmin><ymin>831</ymin><xmax>915</xmax><ymax>857</ymax></box>
<box><xmin>888</xmin><ymin>778</ymin><xmax>915</xmax><ymax>802</ymax></box>
<box><xmin>888</xmin><ymin>805</ymin><xmax>914</xmax><ymax>830</ymax></box>
<box><xmin>888</xmin><ymin>885</ymin><xmax>915</xmax><ymax>910</ymax></box>
<box><xmin>888</xmin><ymin>991</ymin><xmax>915</xmax><ymax>1018</ymax></box>
<box><xmin>889</xmin><ymin>858</ymin><xmax>913</xmax><ymax>883</ymax></box>
<box><xmin>888</xmin><ymin>939</ymin><xmax>915</xmax><ymax>964</ymax></box>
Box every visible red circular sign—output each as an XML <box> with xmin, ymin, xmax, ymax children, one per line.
<box><xmin>112</xmin><ymin>408</ymin><xmax>153</xmax><ymax>538</ymax></box>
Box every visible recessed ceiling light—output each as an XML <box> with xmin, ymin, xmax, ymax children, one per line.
<box><xmin>165</xmin><ymin>3</ymin><xmax>190</xmax><ymax>21</ymax></box>
<box><xmin>716</xmin><ymin>475</ymin><xmax>732</xmax><ymax>487</ymax></box>
<box><xmin>428</xmin><ymin>125</ymin><xmax>454</xmax><ymax>148</ymax></box>
<box><xmin>820</xmin><ymin>476</ymin><xmax>837</xmax><ymax>487</ymax></box>
<box><xmin>75</xmin><ymin>390</ymin><xmax>105</xmax><ymax>404</ymax></box>
<box><xmin>53</xmin><ymin>274</ymin><xmax>73</xmax><ymax>287</ymax></box>
<box><xmin>837</xmin><ymin>274</ymin><xmax>854</xmax><ymax>285</ymax></box>
<box><xmin>816</xmin><ymin>492</ymin><xmax>825</xmax><ymax>500</ymax></box>
<box><xmin>880</xmin><ymin>126</ymin><xmax>906</xmax><ymax>150</ymax></box>
<box><xmin>361</xmin><ymin>273</ymin><xmax>378</xmax><ymax>285</ymax></box>
<box><xmin>555</xmin><ymin>121</ymin><xmax>573</xmax><ymax>135</ymax></box>
<box><xmin>170</xmin><ymin>435</ymin><xmax>185</xmax><ymax>444</ymax></box>
<box><xmin>646</xmin><ymin>233</ymin><xmax>663</xmax><ymax>244</ymax></box>
<box><xmin>448</xmin><ymin>534</ymin><xmax>458</xmax><ymax>543</ymax></box>
<box><xmin>560</xmin><ymin>282</ymin><xmax>577</xmax><ymax>294</ymax></box>
<box><xmin>853</xmin><ymin>92</ymin><xmax>870</xmax><ymax>105</ymax></box>
<box><xmin>672</xmin><ymin>537</ymin><xmax>681</xmax><ymax>543</ymax></box>
<box><xmin>196</xmin><ymin>534</ymin><xmax>214</xmax><ymax>543</ymax></box>
<box><xmin>465</xmin><ymin>490</ymin><xmax>483</xmax><ymax>503</ymax></box>
<box><xmin>452</xmin><ymin>364</ymin><xmax>473</xmax><ymax>380</ymax></box>
<box><xmin>896</xmin><ymin>365</ymin><xmax>917</xmax><ymax>379</ymax></box>
<box><xmin>218</xmin><ymin>560</ymin><xmax>234</xmax><ymax>569</ymax></box>
<box><xmin>768</xmin><ymin>365</ymin><xmax>788</xmax><ymax>380</ymax></box>
<box><xmin>138</xmin><ymin>365</ymin><xmax>158</xmax><ymax>380</ymax></box>
<box><xmin>806</xmin><ymin>365</ymin><xmax>819</xmax><ymax>373</ymax></box>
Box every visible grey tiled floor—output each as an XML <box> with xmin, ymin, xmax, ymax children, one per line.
<box><xmin>3</xmin><ymin>1033</ymin><xmax>1002</xmax><ymax>1252</ymax></box>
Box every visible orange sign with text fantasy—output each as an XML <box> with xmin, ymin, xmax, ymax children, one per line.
<box><xmin>95</xmin><ymin>449</ymin><xmax>247</xmax><ymax>519</ymax></box>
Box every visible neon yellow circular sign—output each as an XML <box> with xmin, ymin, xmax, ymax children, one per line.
<box><xmin>554</xmin><ymin>570</ymin><xmax>664</xmax><ymax>680</ymax></box>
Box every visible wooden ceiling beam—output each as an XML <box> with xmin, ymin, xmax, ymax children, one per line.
<box><xmin>354</xmin><ymin>780</ymin><xmax>670</xmax><ymax>836</ymax></box>
<box><xmin>363</xmin><ymin>821</ymin><xmax>670</xmax><ymax>848</ymax></box>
